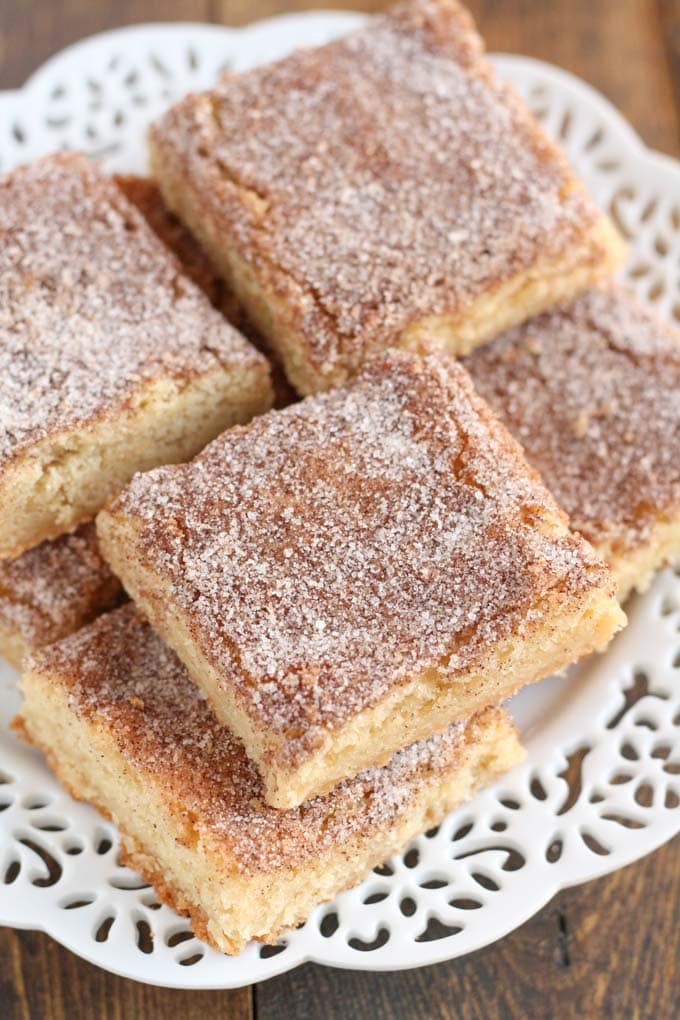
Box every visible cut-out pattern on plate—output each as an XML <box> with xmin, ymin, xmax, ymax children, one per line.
<box><xmin>0</xmin><ymin>14</ymin><xmax>678</xmax><ymax>990</ymax></box>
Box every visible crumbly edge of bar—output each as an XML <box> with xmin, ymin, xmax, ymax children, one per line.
<box><xmin>259</xmin><ymin>582</ymin><xmax>623</xmax><ymax>807</ymax></box>
<box><xmin>0</xmin><ymin>622</ymin><xmax>30</xmax><ymax>670</ymax></box>
<box><xmin>14</xmin><ymin>685</ymin><xmax>522</xmax><ymax>955</ymax></box>
<box><xmin>149</xmin><ymin>130</ymin><xmax>624</xmax><ymax>395</ymax></box>
<box><xmin>0</xmin><ymin>360</ymin><xmax>272</xmax><ymax>559</ymax></box>
<box><xmin>96</xmin><ymin>509</ymin><xmax>623</xmax><ymax>807</ymax></box>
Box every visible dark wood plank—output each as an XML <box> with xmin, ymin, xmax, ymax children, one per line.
<box><xmin>211</xmin><ymin>0</ymin><xmax>388</xmax><ymax>27</ymax></box>
<box><xmin>469</xmin><ymin>0</ymin><xmax>680</xmax><ymax>157</ymax></box>
<box><xmin>0</xmin><ymin>0</ymin><xmax>211</xmax><ymax>89</ymax></box>
<box><xmin>659</xmin><ymin>0</ymin><xmax>680</xmax><ymax>127</ymax></box>
<box><xmin>0</xmin><ymin>927</ymin><xmax>253</xmax><ymax>1020</ymax></box>
<box><xmin>257</xmin><ymin>837</ymin><xmax>680</xmax><ymax>1020</ymax></box>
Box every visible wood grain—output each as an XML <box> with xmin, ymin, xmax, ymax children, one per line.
<box><xmin>0</xmin><ymin>0</ymin><xmax>211</xmax><ymax>90</ymax></box>
<box><xmin>256</xmin><ymin>837</ymin><xmax>680</xmax><ymax>1020</ymax></box>
<box><xmin>0</xmin><ymin>926</ymin><xmax>253</xmax><ymax>1020</ymax></box>
<box><xmin>0</xmin><ymin>2</ymin><xmax>679</xmax><ymax>1018</ymax></box>
<box><xmin>470</xmin><ymin>0</ymin><xmax>680</xmax><ymax>157</ymax></box>
<box><xmin>660</xmin><ymin>0</ymin><xmax>680</xmax><ymax>124</ymax></box>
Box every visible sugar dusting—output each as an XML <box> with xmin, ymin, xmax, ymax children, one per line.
<box><xmin>466</xmin><ymin>286</ymin><xmax>680</xmax><ymax>552</ymax></box>
<box><xmin>114</xmin><ymin>350</ymin><xmax>607</xmax><ymax>763</ymax></box>
<box><xmin>115</xmin><ymin>173</ymin><xmax>297</xmax><ymax>409</ymax></box>
<box><xmin>36</xmin><ymin>604</ymin><xmax>478</xmax><ymax>873</ymax></box>
<box><xmin>0</xmin><ymin>153</ymin><xmax>264</xmax><ymax>466</ymax></box>
<box><xmin>0</xmin><ymin>524</ymin><xmax>121</xmax><ymax>650</ymax></box>
<box><xmin>114</xmin><ymin>174</ymin><xmax>247</xmax><ymax>329</ymax></box>
<box><xmin>152</xmin><ymin>0</ymin><xmax>601</xmax><ymax>379</ymax></box>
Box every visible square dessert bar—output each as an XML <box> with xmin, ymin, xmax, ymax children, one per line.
<box><xmin>0</xmin><ymin>153</ymin><xmax>273</xmax><ymax>559</ymax></box>
<box><xmin>465</xmin><ymin>286</ymin><xmax>680</xmax><ymax>601</ymax></box>
<box><xmin>16</xmin><ymin>605</ymin><xmax>524</xmax><ymax>955</ymax></box>
<box><xmin>149</xmin><ymin>0</ymin><xmax>624</xmax><ymax>394</ymax></box>
<box><xmin>0</xmin><ymin>524</ymin><xmax>122</xmax><ymax>669</ymax></box>
<box><xmin>98</xmin><ymin>349</ymin><xmax>625</xmax><ymax>808</ymax></box>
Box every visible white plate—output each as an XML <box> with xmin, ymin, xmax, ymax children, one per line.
<box><xmin>0</xmin><ymin>11</ymin><xmax>679</xmax><ymax>991</ymax></box>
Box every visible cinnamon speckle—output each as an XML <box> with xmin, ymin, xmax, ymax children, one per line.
<box><xmin>32</xmin><ymin>604</ymin><xmax>486</xmax><ymax>875</ymax></box>
<box><xmin>0</xmin><ymin>523</ymin><xmax>121</xmax><ymax>651</ymax></box>
<box><xmin>466</xmin><ymin>286</ymin><xmax>680</xmax><ymax>552</ymax></box>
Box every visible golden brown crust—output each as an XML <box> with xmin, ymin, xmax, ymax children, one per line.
<box><xmin>150</xmin><ymin>0</ymin><xmax>623</xmax><ymax>392</ymax></box>
<box><xmin>11</xmin><ymin>711</ymin><xmax>221</xmax><ymax>949</ymax></box>
<box><xmin>465</xmin><ymin>285</ymin><xmax>680</xmax><ymax>566</ymax></box>
<box><xmin>117</xmin><ymin>838</ymin><xmax>220</xmax><ymax>950</ymax></box>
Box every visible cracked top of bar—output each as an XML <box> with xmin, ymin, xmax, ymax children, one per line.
<box><xmin>150</xmin><ymin>0</ymin><xmax>619</xmax><ymax>390</ymax></box>
<box><xmin>465</xmin><ymin>286</ymin><xmax>680</xmax><ymax>554</ymax></box>
<box><xmin>106</xmin><ymin>349</ymin><xmax>610</xmax><ymax>754</ymax></box>
<box><xmin>0</xmin><ymin>153</ymin><xmax>265</xmax><ymax>471</ymax></box>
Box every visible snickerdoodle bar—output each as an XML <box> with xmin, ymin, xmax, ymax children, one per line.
<box><xmin>149</xmin><ymin>0</ymin><xmax>624</xmax><ymax>393</ymax></box>
<box><xmin>465</xmin><ymin>286</ymin><xmax>680</xmax><ymax>601</ymax></box>
<box><xmin>98</xmin><ymin>349</ymin><xmax>624</xmax><ymax>808</ymax></box>
<box><xmin>0</xmin><ymin>153</ymin><xmax>272</xmax><ymax>558</ymax></box>
<box><xmin>0</xmin><ymin>524</ymin><xmax>122</xmax><ymax>669</ymax></box>
<box><xmin>16</xmin><ymin>604</ymin><xmax>523</xmax><ymax>955</ymax></box>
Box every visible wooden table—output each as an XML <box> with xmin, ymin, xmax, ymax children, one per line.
<box><xmin>1</xmin><ymin>3</ymin><xmax>678</xmax><ymax>1017</ymax></box>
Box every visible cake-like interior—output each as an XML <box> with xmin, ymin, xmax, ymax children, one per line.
<box><xmin>16</xmin><ymin>605</ymin><xmax>524</xmax><ymax>955</ymax></box>
<box><xmin>0</xmin><ymin>153</ymin><xmax>273</xmax><ymax>558</ymax></box>
<box><xmin>465</xmin><ymin>285</ymin><xmax>680</xmax><ymax>600</ymax></box>
<box><xmin>0</xmin><ymin>523</ymin><xmax>122</xmax><ymax>668</ymax></box>
<box><xmin>98</xmin><ymin>349</ymin><xmax>625</xmax><ymax>808</ymax></box>
<box><xmin>149</xmin><ymin>0</ymin><xmax>624</xmax><ymax>394</ymax></box>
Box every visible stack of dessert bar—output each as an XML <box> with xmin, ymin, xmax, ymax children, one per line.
<box><xmin>5</xmin><ymin>0</ymin><xmax>680</xmax><ymax>954</ymax></box>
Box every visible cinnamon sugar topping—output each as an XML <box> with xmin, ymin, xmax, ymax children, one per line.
<box><xmin>0</xmin><ymin>153</ymin><xmax>264</xmax><ymax>467</ymax></box>
<box><xmin>152</xmin><ymin>0</ymin><xmax>603</xmax><ymax>379</ymax></box>
<box><xmin>112</xmin><ymin>349</ymin><xmax>608</xmax><ymax>760</ymax></box>
<box><xmin>465</xmin><ymin>286</ymin><xmax>680</xmax><ymax>552</ymax></box>
<box><xmin>114</xmin><ymin>174</ymin><xmax>296</xmax><ymax>408</ymax></box>
<box><xmin>34</xmin><ymin>604</ymin><xmax>475</xmax><ymax>874</ymax></box>
<box><xmin>0</xmin><ymin>524</ymin><xmax>121</xmax><ymax>650</ymax></box>
<box><xmin>114</xmin><ymin>174</ymin><xmax>244</xmax><ymax>327</ymax></box>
